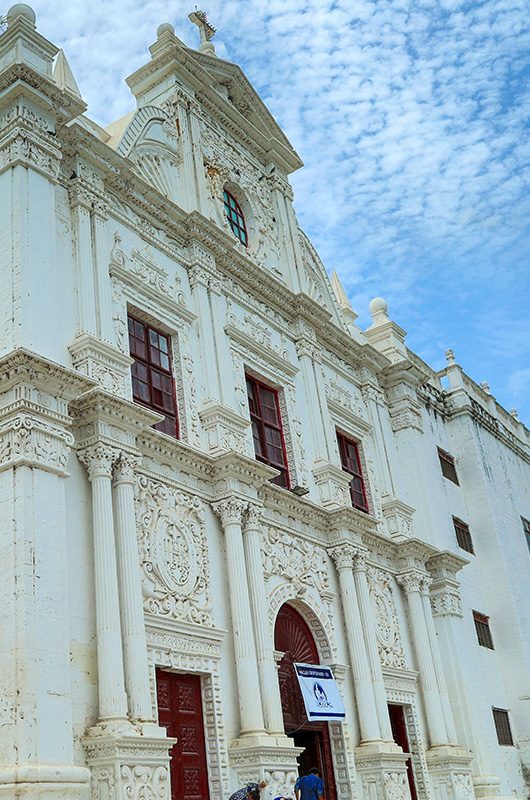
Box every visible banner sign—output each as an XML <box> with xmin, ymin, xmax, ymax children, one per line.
<box><xmin>294</xmin><ymin>663</ymin><xmax>346</xmax><ymax>722</ymax></box>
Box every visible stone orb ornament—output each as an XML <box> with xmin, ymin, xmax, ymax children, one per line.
<box><xmin>368</xmin><ymin>297</ymin><xmax>388</xmax><ymax>316</ymax></box>
<box><xmin>6</xmin><ymin>3</ymin><xmax>36</xmax><ymax>25</ymax></box>
<box><xmin>157</xmin><ymin>22</ymin><xmax>175</xmax><ymax>37</ymax></box>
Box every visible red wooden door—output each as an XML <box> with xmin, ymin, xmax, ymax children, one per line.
<box><xmin>388</xmin><ymin>704</ymin><xmax>417</xmax><ymax>800</ymax></box>
<box><xmin>274</xmin><ymin>604</ymin><xmax>337</xmax><ymax>800</ymax></box>
<box><xmin>157</xmin><ymin>670</ymin><xmax>210</xmax><ymax>800</ymax></box>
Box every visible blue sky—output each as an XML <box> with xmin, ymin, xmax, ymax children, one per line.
<box><xmin>27</xmin><ymin>0</ymin><xmax>530</xmax><ymax>423</ymax></box>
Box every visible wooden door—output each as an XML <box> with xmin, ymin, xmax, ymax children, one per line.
<box><xmin>388</xmin><ymin>704</ymin><xmax>418</xmax><ymax>800</ymax></box>
<box><xmin>157</xmin><ymin>670</ymin><xmax>210</xmax><ymax>800</ymax></box>
<box><xmin>274</xmin><ymin>604</ymin><xmax>337</xmax><ymax>799</ymax></box>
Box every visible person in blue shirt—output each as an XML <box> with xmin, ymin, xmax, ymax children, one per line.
<box><xmin>294</xmin><ymin>768</ymin><xmax>325</xmax><ymax>800</ymax></box>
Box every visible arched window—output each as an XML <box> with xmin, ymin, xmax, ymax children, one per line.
<box><xmin>223</xmin><ymin>189</ymin><xmax>248</xmax><ymax>246</ymax></box>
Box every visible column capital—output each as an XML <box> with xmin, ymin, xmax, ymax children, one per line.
<box><xmin>420</xmin><ymin>575</ymin><xmax>433</xmax><ymax>594</ymax></box>
<box><xmin>113</xmin><ymin>452</ymin><xmax>141</xmax><ymax>485</ymax></box>
<box><xmin>78</xmin><ymin>443</ymin><xmax>120</xmax><ymax>480</ymax></box>
<box><xmin>396</xmin><ymin>569</ymin><xmax>425</xmax><ymax>594</ymax></box>
<box><xmin>244</xmin><ymin>502</ymin><xmax>263</xmax><ymax>530</ymax></box>
<box><xmin>212</xmin><ymin>496</ymin><xmax>248</xmax><ymax>527</ymax></box>
<box><xmin>328</xmin><ymin>543</ymin><xmax>354</xmax><ymax>571</ymax></box>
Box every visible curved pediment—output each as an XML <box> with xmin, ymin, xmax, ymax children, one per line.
<box><xmin>299</xmin><ymin>230</ymin><xmax>344</xmax><ymax>327</ymax></box>
<box><xmin>113</xmin><ymin>105</ymin><xmax>181</xmax><ymax>203</ymax></box>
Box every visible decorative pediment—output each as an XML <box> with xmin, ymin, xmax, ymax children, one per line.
<box><xmin>299</xmin><ymin>231</ymin><xmax>344</xmax><ymax>327</ymax></box>
<box><xmin>114</xmin><ymin>105</ymin><xmax>181</xmax><ymax>202</ymax></box>
<box><xmin>188</xmin><ymin>49</ymin><xmax>302</xmax><ymax>172</ymax></box>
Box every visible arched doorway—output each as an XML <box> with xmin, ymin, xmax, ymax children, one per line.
<box><xmin>274</xmin><ymin>603</ymin><xmax>337</xmax><ymax>800</ymax></box>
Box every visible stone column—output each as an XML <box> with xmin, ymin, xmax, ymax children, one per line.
<box><xmin>190</xmin><ymin>266</ymin><xmax>219</xmax><ymax>404</ymax></box>
<box><xmin>352</xmin><ymin>551</ymin><xmax>394</xmax><ymax>742</ymax></box>
<box><xmin>113</xmin><ymin>453</ymin><xmax>153</xmax><ymax>724</ymax></box>
<box><xmin>242</xmin><ymin>503</ymin><xmax>286</xmax><ymax>737</ymax></box>
<box><xmin>79</xmin><ymin>444</ymin><xmax>129</xmax><ymax>725</ymax></box>
<box><xmin>329</xmin><ymin>544</ymin><xmax>382</xmax><ymax>743</ymax></box>
<box><xmin>213</xmin><ymin>497</ymin><xmax>266</xmax><ymax>737</ymax></box>
<box><xmin>397</xmin><ymin>571</ymin><xmax>447</xmax><ymax>748</ymax></box>
<box><xmin>420</xmin><ymin>577</ymin><xmax>457</xmax><ymax>745</ymax></box>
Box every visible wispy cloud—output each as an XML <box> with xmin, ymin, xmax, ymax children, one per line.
<box><xmin>28</xmin><ymin>0</ymin><xmax>530</xmax><ymax>422</ymax></box>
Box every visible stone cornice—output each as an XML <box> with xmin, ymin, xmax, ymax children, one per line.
<box><xmin>138</xmin><ymin>427</ymin><xmax>214</xmax><ymax>482</ymax></box>
<box><xmin>70</xmin><ymin>388</ymin><xmax>162</xmax><ymax>452</ymax></box>
<box><xmin>0</xmin><ymin>347</ymin><xmax>96</xmax><ymax>399</ymax></box>
<box><xmin>0</xmin><ymin>64</ymin><xmax>86</xmax><ymax>123</ymax></box>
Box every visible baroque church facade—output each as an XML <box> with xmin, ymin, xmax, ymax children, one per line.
<box><xmin>0</xmin><ymin>5</ymin><xmax>529</xmax><ymax>800</ymax></box>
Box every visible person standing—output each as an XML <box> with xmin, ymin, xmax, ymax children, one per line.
<box><xmin>294</xmin><ymin>768</ymin><xmax>324</xmax><ymax>800</ymax></box>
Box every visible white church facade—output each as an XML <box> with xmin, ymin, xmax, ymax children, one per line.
<box><xmin>0</xmin><ymin>5</ymin><xmax>529</xmax><ymax>800</ymax></box>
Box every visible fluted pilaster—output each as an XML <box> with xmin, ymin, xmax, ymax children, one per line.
<box><xmin>352</xmin><ymin>550</ymin><xmax>394</xmax><ymax>742</ymax></box>
<box><xmin>397</xmin><ymin>570</ymin><xmax>447</xmax><ymax>747</ymax></box>
<box><xmin>329</xmin><ymin>544</ymin><xmax>381</xmax><ymax>742</ymax></box>
<box><xmin>243</xmin><ymin>503</ymin><xmax>285</xmax><ymax>736</ymax></box>
<box><xmin>79</xmin><ymin>444</ymin><xmax>128</xmax><ymax>722</ymax></box>
<box><xmin>113</xmin><ymin>453</ymin><xmax>153</xmax><ymax>723</ymax></box>
<box><xmin>213</xmin><ymin>497</ymin><xmax>266</xmax><ymax>736</ymax></box>
<box><xmin>420</xmin><ymin>577</ymin><xmax>457</xmax><ymax>745</ymax></box>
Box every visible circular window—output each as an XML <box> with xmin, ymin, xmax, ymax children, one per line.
<box><xmin>223</xmin><ymin>189</ymin><xmax>248</xmax><ymax>247</ymax></box>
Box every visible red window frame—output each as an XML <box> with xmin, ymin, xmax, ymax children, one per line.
<box><xmin>223</xmin><ymin>189</ymin><xmax>248</xmax><ymax>247</ymax></box>
<box><xmin>473</xmin><ymin>611</ymin><xmax>494</xmax><ymax>650</ymax></box>
<box><xmin>128</xmin><ymin>315</ymin><xmax>179</xmax><ymax>438</ymax></box>
<box><xmin>337</xmin><ymin>432</ymin><xmax>369</xmax><ymax>513</ymax></box>
<box><xmin>453</xmin><ymin>517</ymin><xmax>474</xmax><ymax>554</ymax></box>
<box><xmin>437</xmin><ymin>447</ymin><xmax>459</xmax><ymax>484</ymax></box>
<box><xmin>245</xmin><ymin>374</ymin><xmax>290</xmax><ymax>488</ymax></box>
<box><xmin>492</xmin><ymin>708</ymin><xmax>514</xmax><ymax>746</ymax></box>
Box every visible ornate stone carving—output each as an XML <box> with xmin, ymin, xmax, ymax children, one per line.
<box><xmin>0</xmin><ymin>414</ymin><xmax>74</xmax><ymax>475</ymax></box>
<box><xmin>135</xmin><ymin>476</ymin><xmax>212</xmax><ymax>626</ymax></box>
<box><xmin>368</xmin><ymin>567</ymin><xmax>406</xmax><ymax>669</ymax></box>
<box><xmin>430</xmin><ymin>590</ymin><xmax>463</xmax><ymax>618</ymax></box>
<box><xmin>0</xmin><ymin>126</ymin><xmax>61</xmax><ymax>180</ymax></box>
<box><xmin>78</xmin><ymin>443</ymin><xmax>119</xmax><ymax>479</ymax></box>
<box><xmin>212</xmin><ymin>496</ymin><xmax>248</xmax><ymax>527</ymax></box>
<box><xmin>113</xmin><ymin>452</ymin><xmax>141</xmax><ymax>483</ymax></box>
<box><xmin>262</xmin><ymin>527</ymin><xmax>330</xmax><ymax>596</ymax></box>
<box><xmin>84</xmin><ymin>736</ymin><xmax>173</xmax><ymax>800</ymax></box>
<box><xmin>396</xmin><ymin>570</ymin><xmax>424</xmax><ymax>595</ymax></box>
<box><xmin>328</xmin><ymin>543</ymin><xmax>356</xmax><ymax>571</ymax></box>
<box><xmin>120</xmin><ymin>764</ymin><xmax>169</xmax><ymax>800</ymax></box>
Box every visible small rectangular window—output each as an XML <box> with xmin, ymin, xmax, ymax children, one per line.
<box><xmin>337</xmin><ymin>432</ymin><xmax>369</xmax><ymax>513</ymax></box>
<box><xmin>473</xmin><ymin>611</ymin><xmax>494</xmax><ymax>649</ymax></box>
<box><xmin>492</xmin><ymin>708</ymin><xmax>514</xmax><ymax>746</ymax></box>
<box><xmin>128</xmin><ymin>315</ymin><xmax>179</xmax><ymax>438</ymax></box>
<box><xmin>453</xmin><ymin>517</ymin><xmax>474</xmax><ymax>554</ymax></box>
<box><xmin>245</xmin><ymin>374</ymin><xmax>289</xmax><ymax>488</ymax></box>
<box><xmin>522</xmin><ymin>517</ymin><xmax>530</xmax><ymax>555</ymax></box>
<box><xmin>438</xmin><ymin>448</ymin><xmax>459</xmax><ymax>484</ymax></box>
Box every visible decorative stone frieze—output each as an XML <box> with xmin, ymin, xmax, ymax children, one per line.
<box><xmin>355</xmin><ymin>751</ymin><xmax>412</xmax><ymax>800</ymax></box>
<box><xmin>313</xmin><ymin>460</ymin><xmax>352</xmax><ymax>508</ymax></box>
<box><xmin>135</xmin><ymin>475</ymin><xmax>212</xmax><ymax>626</ymax></box>
<box><xmin>367</xmin><ymin>567</ymin><xmax>406</xmax><ymax>669</ymax></box>
<box><xmin>70</xmin><ymin>333</ymin><xmax>133</xmax><ymax>397</ymax></box>
<box><xmin>427</xmin><ymin>552</ymin><xmax>467</xmax><ymax>619</ymax></box>
<box><xmin>199</xmin><ymin>400</ymin><xmax>251</xmax><ymax>456</ymax></box>
<box><xmin>0</xmin><ymin>414</ymin><xmax>74</xmax><ymax>475</ymax></box>
<box><xmin>83</xmin><ymin>735</ymin><xmax>175</xmax><ymax>800</ymax></box>
<box><xmin>262</xmin><ymin>525</ymin><xmax>331</xmax><ymax>598</ymax></box>
<box><xmin>228</xmin><ymin>744</ymin><xmax>302</xmax><ymax>799</ymax></box>
<box><xmin>0</xmin><ymin>125</ymin><xmax>62</xmax><ymax>180</ymax></box>
<box><xmin>381</xmin><ymin>497</ymin><xmax>415</xmax><ymax>539</ymax></box>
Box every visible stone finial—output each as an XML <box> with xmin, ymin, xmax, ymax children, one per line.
<box><xmin>368</xmin><ymin>297</ymin><xmax>389</xmax><ymax>327</ymax></box>
<box><xmin>53</xmin><ymin>50</ymin><xmax>82</xmax><ymax>98</ymax></box>
<box><xmin>6</xmin><ymin>3</ymin><xmax>36</xmax><ymax>27</ymax></box>
<box><xmin>510</xmin><ymin>409</ymin><xmax>519</xmax><ymax>419</ymax></box>
<box><xmin>445</xmin><ymin>348</ymin><xmax>456</xmax><ymax>365</ymax></box>
<box><xmin>188</xmin><ymin>9</ymin><xmax>217</xmax><ymax>56</ymax></box>
<box><xmin>331</xmin><ymin>271</ymin><xmax>358</xmax><ymax>328</ymax></box>
<box><xmin>480</xmin><ymin>381</ymin><xmax>491</xmax><ymax>394</ymax></box>
<box><xmin>157</xmin><ymin>22</ymin><xmax>175</xmax><ymax>37</ymax></box>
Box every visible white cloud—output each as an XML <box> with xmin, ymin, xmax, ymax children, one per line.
<box><xmin>22</xmin><ymin>0</ymin><xmax>530</xmax><ymax>422</ymax></box>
